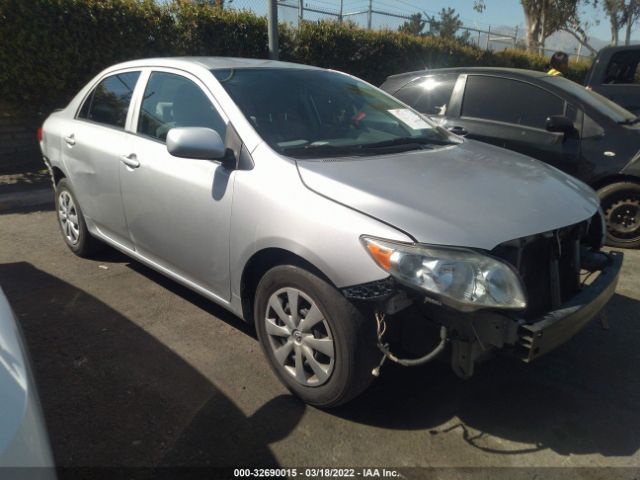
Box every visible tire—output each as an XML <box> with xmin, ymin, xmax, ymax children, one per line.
<box><xmin>254</xmin><ymin>265</ymin><xmax>379</xmax><ymax>408</ymax></box>
<box><xmin>598</xmin><ymin>181</ymin><xmax>640</xmax><ymax>249</ymax></box>
<box><xmin>55</xmin><ymin>178</ymin><xmax>103</xmax><ymax>257</ymax></box>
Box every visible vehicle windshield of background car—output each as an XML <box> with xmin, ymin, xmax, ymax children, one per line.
<box><xmin>543</xmin><ymin>76</ymin><xmax>637</xmax><ymax>124</ymax></box>
<box><xmin>212</xmin><ymin>68</ymin><xmax>460</xmax><ymax>159</ymax></box>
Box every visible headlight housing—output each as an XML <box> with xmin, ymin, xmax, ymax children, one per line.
<box><xmin>361</xmin><ymin>236</ymin><xmax>527</xmax><ymax>312</ymax></box>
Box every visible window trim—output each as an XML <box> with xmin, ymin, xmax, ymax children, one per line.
<box><xmin>128</xmin><ymin>67</ymin><xmax>230</xmax><ymax>145</ymax></box>
<box><xmin>460</xmin><ymin>74</ymin><xmax>566</xmax><ymax>130</ymax></box>
<box><xmin>74</xmin><ymin>67</ymin><xmax>143</xmax><ymax>132</ymax></box>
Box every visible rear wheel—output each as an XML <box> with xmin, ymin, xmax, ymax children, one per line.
<box><xmin>55</xmin><ymin>178</ymin><xmax>103</xmax><ymax>257</ymax></box>
<box><xmin>254</xmin><ymin>265</ymin><xmax>378</xmax><ymax>408</ymax></box>
<box><xmin>598</xmin><ymin>182</ymin><xmax>640</xmax><ymax>249</ymax></box>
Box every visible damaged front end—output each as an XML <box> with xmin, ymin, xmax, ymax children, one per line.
<box><xmin>344</xmin><ymin>212</ymin><xmax>623</xmax><ymax>379</ymax></box>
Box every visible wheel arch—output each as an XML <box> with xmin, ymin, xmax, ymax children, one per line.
<box><xmin>51</xmin><ymin>166</ymin><xmax>66</xmax><ymax>185</ymax></box>
<box><xmin>239</xmin><ymin>247</ymin><xmax>336</xmax><ymax>324</ymax></box>
<box><xmin>592</xmin><ymin>173</ymin><xmax>640</xmax><ymax>193</ymax></box>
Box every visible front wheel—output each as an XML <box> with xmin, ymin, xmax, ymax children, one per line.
<box><xmin>598</xmin><ymin>181</ymin><xmax>640</xmax><ymax>249</ymax></box>
<box><xmin>254</xmin><ymin>265</ymin><xmax>378</xmax><ymax>408</ymax></box>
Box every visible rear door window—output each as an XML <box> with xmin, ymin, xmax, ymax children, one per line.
<box><xmin>462</xmin><ymin>75</ymin><xmax>564</xmax><ymax>129</ymax></box>
<box><xmin>393</xmin><ymin>74</ymin><xmax>458</xmax><ymax>116</ymax></box>
<box><xmin>604</xmin><ymin>50</ymin><xmax>640</xmax><ymax>84</ymax></box>
<box><xmin>78</xmin><ymin>71</ymin><xmax>140</xmax><ymax>128</ymax></box>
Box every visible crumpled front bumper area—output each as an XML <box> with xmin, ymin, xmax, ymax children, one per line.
<box><xmin>517</xmin><ymin>250</ymin><xmax>623</xmax><ymax>362</ymax></box>
<box><xmin>341</xmin><ymin>248</ymin><xmax>623</xmax><ymax>380</ymax></box>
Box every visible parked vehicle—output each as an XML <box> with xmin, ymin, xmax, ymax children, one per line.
<box><xmin>40</xmin><ymin>58</ymin><xmax>622</xmax><ymax>407</ymax></box>
<box><xmin>381</xmin><ymin>67</ymin><xmax>640</xmax><ymax>248</ymax></box>
<box><xmin>0</xmin><ymin>288</ymin><xmax>55</xmax><ymax>474</ymax></box>
<box><xmin>585</xmin><ymin>45</ymin><xmax>640</xmax><ymax>115</ymax></box>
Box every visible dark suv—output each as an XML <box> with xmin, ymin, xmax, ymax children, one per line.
<box><xmin>381</xmin><ymin>67</ymin><xmax>640</xmax><ymax>248</ymax></box>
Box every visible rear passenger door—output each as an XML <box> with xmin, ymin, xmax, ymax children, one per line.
<box><xmin>64</xmin><ymin>69</ymin><xmax>141</xmax><ymax>249</ymax></box>
<box><xmin>443</xmin><ymin>75</ymin><xmax>580</xmax><ymax>175</ymax></box>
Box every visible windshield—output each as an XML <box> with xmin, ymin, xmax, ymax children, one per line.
<box><xmin>542</xmin><ymin>76</ymin><xmax>636</xmax><ymax>123</ymax></box>
<box><xmin>211</xmin><ymin>68</ymin><xmax>459</xmax><ymax>158</ymax></box>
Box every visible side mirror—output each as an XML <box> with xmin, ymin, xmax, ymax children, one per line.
<box><xmin>546</xmin><ymin>115</ymin><xmax>575</xmax><ymax>134</ymax></box>
<box><xmin>167</xmin><ymin>127</ymin><xmax>227</xmax><ymax>161</ymax></box>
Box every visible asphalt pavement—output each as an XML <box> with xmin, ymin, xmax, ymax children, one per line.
<box><xmin>1</xmin><ymin>201</ymin><xmax>639</xmax><ymax>479</ymax></box>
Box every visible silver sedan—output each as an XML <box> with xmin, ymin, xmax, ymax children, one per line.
<box><xmin>39</xmin><ymin>57</ymin><xmax>620</xmax><ymax>407</ymax></box>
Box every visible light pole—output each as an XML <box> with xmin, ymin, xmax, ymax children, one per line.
<box><xmin>267</xmin><ymin>0</ymin><xmax>279</xmax><ymax>60</ymax></box>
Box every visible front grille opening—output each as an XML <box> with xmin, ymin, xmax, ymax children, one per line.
<box><xmin>491</xmin><ymin>217</ymin><xmax>595</xmax><ymax>320</ymax></box>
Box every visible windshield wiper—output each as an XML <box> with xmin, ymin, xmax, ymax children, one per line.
<box><xmin>280</xmin><ymin>136</ymin><xmax>458</xmax><ymax>158</ymax></box>
<box><xmin>361</xmin><ymin>136</ymin><xmax>457</xmax><ymax>150</ymax></box>
<box><xmin>618</xmin><ymin>116</ymin><xmax>640</xmax><ymax>125</ymax></box>
<box><xmin>280</xmin><ymin>143</ymin><xmax>367</xmax><ymax>157</ymax></box>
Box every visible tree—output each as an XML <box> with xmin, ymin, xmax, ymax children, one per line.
<box><xmin>602</xmin><ymin>0</ymin><xmax>627</xmax><ymax>45</ymax></box>
<box><xmin>190</xmin><ymin>0</ymin><xmax>228</xmax><ymax>7</ymax></box>
<box><xmin>520</xmin><ymin>0</ymin><xmax>582</xmax><ymax>53</ymax></box>
<box><xmin>623</xmin><ymin>0</ymin><xmax>639</xmax><ymax>44</ymax></box>
<box><xmin>625</xmin><ymin>0</ymin><xmax>640</xmax><ymax>44</ymax></box>
<box><xmin>561</xmin><ymin>16</ymin><xmax>599</xmax><ymax>54</ymax></box>
<box><xmin>585</xmin><ymin>0</ymin><xmax>639</xmax><ymax>46</ymax></box>
<box><xmin>398</xmin><ymin>13</ymin><xmax>428</xmax><ymax>36</ymax></box>
<box><xmin>473</xmin><ymin>1</ymin><xmax>487</xmax><ymax>13</ymax></box>
<box><xmin>427</xmin><ymin>7</ymin><xmax>466</xmax><ymax>41</ymax></box>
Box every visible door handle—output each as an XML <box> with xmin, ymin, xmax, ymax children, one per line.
<box><xmin>64</xmin><ymin>134</ymin><xmax>76</xmax><ymax>146</ymax></box>
<box><xmin>447</xmin><ymin>126</ymin><xmax>468</xmax><ymax>136</ymax></box>
<box><xmin>120</xmin><ymin>153</ymin><xmax>140</xmax><ymax>169</ymax></box>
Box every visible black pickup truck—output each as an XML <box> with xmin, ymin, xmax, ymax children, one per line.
<box><xmin>585</xmin><ymin>45</ymin><xmax>640</xmax><ymax>115</ymax></box>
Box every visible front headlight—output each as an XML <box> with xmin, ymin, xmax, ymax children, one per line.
<box><xmin>361</xmin><ymin>236</ymin><xmax>527</xmax><ymax>311</ymax></box>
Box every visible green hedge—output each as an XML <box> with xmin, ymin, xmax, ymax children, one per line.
<box><xmin>0</xmin><ymin>0</ymin><xmax>176</xmax><ymax>109</ymax></box>
<box><xmin>0</xmin><ymin>0</ymin><xmax>591</xmax><ymax>113</ymax></box>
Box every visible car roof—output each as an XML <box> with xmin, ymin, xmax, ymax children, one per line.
<box><xmin>596</xmin><ymin>45</ymin><xmax>640</xmax><ymax>55</ymax></box>
<box><xmin>385</xmin><ymin>67</ymin><xmax>551</xmax><ymax>82</ymax></box>
<box><xmin>105</xmin><ymin>56</ymin><xmax>323</xmax><ymax>72</ymax></box>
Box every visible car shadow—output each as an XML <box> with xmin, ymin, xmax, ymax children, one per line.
<box><xmin>87</xmin><ymin>248</ymin><xmax>255</xmax><ymax>339</ymax></box>
<box><xmin>0</xmin><ymin>262</ymin><xmax>304</xmax><ymax>471</ymax></box>
<box><xmin>89</xmin><ymin>245</ymin><xmax>640</xmax><ymax>459</ymax></box>
<box><xmin>71</xmin><ymin>247</ymin><xmax>640</xmax><ymax>459</ymax></box>
<box><xmin>334</xmin><ymin>292</ymin><xmax>640</xmax><ymax>457</ymax></box>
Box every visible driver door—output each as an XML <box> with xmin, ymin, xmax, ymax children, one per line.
<box><xmin>120</xmin><ymin>69</ymin><xmax>234</xmax><ymax>300</ymax></box>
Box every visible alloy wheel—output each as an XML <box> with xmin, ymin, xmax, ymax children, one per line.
<box><xmin>58</xmin><ymin>191</ymin><xmax>80</xmax><ymax>245</ymax></box>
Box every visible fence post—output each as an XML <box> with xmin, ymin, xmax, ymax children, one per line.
<box><xmin>298</xmin><ymin>0</ymin><xmax>304</xmax><ymax>23</ymax></box>
<box><xmin>367</xmin><ymin>0</ymin><xmax>372</xmax><ymax>30</ymax></box>
<box><xmin>486</xmin><ymin>25</ymin><xmax>491</xmax><ymax>50</ymax></box>
<box><xmin>339</xmin><ymin>0</ymin><xmax>344</xmax><ymax>23</ymax></box>
<box><xmin>267</xmin><ymin>0</ymin><xmax>279</xmax><ymax>60</ymax></box>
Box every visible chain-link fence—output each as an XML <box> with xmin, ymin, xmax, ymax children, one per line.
<box><xmin>226</xmin><ymin>1</ymin><xmax>521</xmax><ymax>47</ymax></box>
<box><xmin>218</xmin><ymin>0</ymin><xmax>586</xmax><ymax>61</ymax></box>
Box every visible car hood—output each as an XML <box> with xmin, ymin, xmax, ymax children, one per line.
<box><xmin>296</xmin><ymin>140</ymin><xmax>600</xmax><ymax>250</ymax></box>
